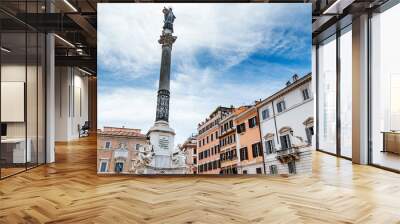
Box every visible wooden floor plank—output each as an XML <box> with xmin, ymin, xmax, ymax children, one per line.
<box><xmin>0</xmin><ymin>136</ymin><xmax>399</xmax><ymax>223</ymax></box>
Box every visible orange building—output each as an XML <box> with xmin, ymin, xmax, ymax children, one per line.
<box><xmin>97</xmin><ymin>127</ymin><xmax>148</xmax><ymax>174</ymax></box>
<box><xmin>234</xmin><ymin>106</ymin><xmax>265</xmax><ymax>174</ymax></box>
<box><xmin>219</xmin><ymin>106</ymin><xmax>250</xmax><ymax>174</ymax></box>
<box><xmin>197</xmin><ymin>107</ymin><xmax>233</xmax><ymax>174</ymax></box>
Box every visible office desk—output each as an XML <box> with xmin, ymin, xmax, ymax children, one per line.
<box><xmin>382</xmin><ymin>131</ymin><xmax>400</xmax><ymax>154</ymax></box>
<box><xmin>1</xmin><ymin>138</ymin><xmax>31</xmax><ymax>164</ymax></box>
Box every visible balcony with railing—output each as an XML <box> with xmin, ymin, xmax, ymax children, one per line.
<box><xmin>114</xmin><ymin>148</ymin><xmax>129</xmax><ymax>160</ymax></box>
<box><xmin>220</xmin><ymin>151</ymin><xmax>238</xmax><ymax>167</ymax></box>
<box><xmin>276</xmin><ymin>147</ymin><xmax>300</xmax><ymax>163</ymax></box>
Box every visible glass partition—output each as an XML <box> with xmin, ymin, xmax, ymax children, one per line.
<box><xmin>1</xmin><ymin>31</ymin><xmax>28</xmax><ymax>177</ymax></box>
<box><xmin>317</xmin><ymin>35</ymin><xmax>337</xmax><ymax>154</ymax></box>
<box><xmin>370</xmin><ymin>3</ymin><xmax>400</xmax><ymax>171</ymax></box>
<box><xmin>0</xmin><ymin>2</ymin><xmax>46</xmax><ymax>179</ymax></box>
<box><xmin>339</xmin><ymin>26</ymin><xmax>352</xmax><ymax>158</ymax></box>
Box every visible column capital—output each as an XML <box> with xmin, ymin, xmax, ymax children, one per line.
<box><xmin>158</xmin><ymin>33</ymin><xmax>177</xmax><ymax>47</ymax></box>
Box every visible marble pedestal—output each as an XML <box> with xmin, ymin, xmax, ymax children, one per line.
<box><xmin>146</xmin><ymin>121</ymin><xmax>186</xmax><ymax>174</ymax></box>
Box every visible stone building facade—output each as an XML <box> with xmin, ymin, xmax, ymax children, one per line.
<box><xmin>256</xmin><ymin>73</ymin><xmax>314</xmax><ymax>175</ymax></box>
<box><xmin>234</xmin><ymin>106</ymin><xmax>265</xmax><ymax>174</ymax></box>
<box><xmin>179</xmin><ymin>135</ymin><xmax>198</xmax><ymax>174</ymax></box>
<box><xmin>218</xmin><ymin>106</ymin><xmax>250</xmax><ymax>174</ymax></box>
<box><xmin>219</xmin><ymin>111</ymin><xmax>237</xmax><ymax>174</ymax></box>
<box><xmin>97</xmin><ymin>127</ymin><xmax>148</xmax><ymax>174</ymax></box>
<box><xmin>197</xmin><ymin>107</ymin><xmax>233</xmax><ymax>174</ymax></box>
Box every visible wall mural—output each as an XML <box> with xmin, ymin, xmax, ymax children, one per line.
<box><xmin>97</xmin><ymin>3</ymin><xmax>313</xmax><ymax>175</ymax></box>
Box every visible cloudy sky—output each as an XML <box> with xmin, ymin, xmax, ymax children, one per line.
<box><xmin>98</xmin><ymin>3</ymin><xmax>311</xmax><ymax>145</ymax></box>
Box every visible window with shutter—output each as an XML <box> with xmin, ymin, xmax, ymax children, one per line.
<box><xmin>270</xmin><ymin>165</ymin><xmax>278</xmax><ymax>175</ymax></box>
<box><xmin>258</xmin><ymin>143</ymin><xmax>263</xmax><ymax>156</ymax></box>
<box><xmin>280</xmin><ymin>134</ymin><xmax>291</xmax><ymax>150</ymax></box>
<box><xmin>252</xmin><ymin>144</ymin><xmax>257</xmax><ymax>157</ymax></box>
<box><xmin>248</xmin><ymin>117</ymin><xmax>257</xmax><ymax>128</ymax></box>
<box><xmin>262</xmin><ymin>109</ymin><xmax>270</xmax><ymax>120</ymax></box>
<box><xmin>99</xmin><ymin>162</ymin><xmax>108</xmax><ymax>172</ymax></box>
<box><xmin>265</xmin><ymin>140</ymin><xmax>274</xmax><ymax>154</ymax></box>
<box><xmin>236</xmin><ymin>124</ymin><xmax>241</xmax><ymax>133</ymax></box>
<box><xmin>277</xmin><ymin>100</ymin><xmax>286</xmax><ymax>113</ymax></box>
<box><xmin>105</xmin><ymin>141</ymin><xmax>111</xmax><ymax>149</ymax></box>
<box><xmin>302</xmin><ymin>88</ymin><xmax>310</xmax><ymax>100</ymax></box>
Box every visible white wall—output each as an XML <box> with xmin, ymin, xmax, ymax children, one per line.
<box><xmin>55</xmin><ymin>67</ymin><xmax>89</xmax><ymax>141</ymax></box>
<box><xmin>1</xmin><ymin>63</ymin><xmax>47</xmax><ymax>164</ymax></box>
<box><xmin>275</xmin><ymin>86</ymin><xmax>314</xmax><ymax>146</ymax></box>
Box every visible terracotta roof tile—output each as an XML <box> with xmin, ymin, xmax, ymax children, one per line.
<box><xmin>98</xmin><ymin>127</ymin><xmax>146</xmax><ymax>137</ymax></box>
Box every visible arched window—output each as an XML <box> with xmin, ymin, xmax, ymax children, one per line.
<box><xmin>279</xmin><ymin>126</ymin><xmax>292</xmax><ymax>135</ymax></box>
<box><xmin>263</xmin><ymin>133</ymin><xmax>275</xmax><ymax>140</ymax></box>
<box><xmin>303</xmin><ymin>117</ymin><xmax>314</xmax><ymax>127</ymax></box>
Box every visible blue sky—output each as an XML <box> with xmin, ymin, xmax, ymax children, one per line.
<box><xmin>98</xmin><ymin>3</ymin><xmax>311</xmax><ymax>145</ymax></box>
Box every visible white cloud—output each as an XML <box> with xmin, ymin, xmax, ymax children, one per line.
<box><xmin>97</xmin><ymin>3</ymin><xmax>311</xmax><ymax>145</ymax></box>
<box><xmin>98</xmin><ymin>3</ymin><xmax>310</xmax><ymax>79</ymax></box>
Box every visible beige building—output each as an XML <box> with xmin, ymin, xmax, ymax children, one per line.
<box><xmin>179</xmin><ymin>135</ymin><xmax>197</xmax><ymax>174</ymax></box>
<box><xmin>97</xmin><ymin>127</ymin><xmax>148</xmax><ymax>174</ymax></box>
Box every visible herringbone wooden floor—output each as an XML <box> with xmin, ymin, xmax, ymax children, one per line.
<box><xmin>1</xmin><ymin>136</ymin><xmax>400</xmax><ymax>224</ymax></box>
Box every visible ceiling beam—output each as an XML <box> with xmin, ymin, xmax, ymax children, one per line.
<box><xmin>55</xmin><ymin>55</ymin><xmax>96</xmax><ymax>73</ymax></box>
<box><xmin>67</xmin><ymin>13</ymin><xmax>97</xmax><ymax>46</ymax></box>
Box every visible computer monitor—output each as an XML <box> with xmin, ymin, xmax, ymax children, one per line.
<box><xmin>1</xmin><ymin>123</ymin><xmax>7</xmax><ymax>137</ymax></box>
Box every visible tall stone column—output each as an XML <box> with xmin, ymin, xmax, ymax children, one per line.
<box><xmin>155</xmin><ymin>31</ymin><xmax>176</xmax><ymax>123</ymax></box>
<box><xmin>146</xmin><ymin>8</ymin><xmax>186</xmax><ymax>174</ymax></box>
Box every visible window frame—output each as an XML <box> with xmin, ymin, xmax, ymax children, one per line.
<box><xmin>265</xmin><ymin>139</ymin><xmax>276</xmax><ymax>154</ymax></box>
<box><xmin>240</xmin><ymin>147</ymin><xmax>248</xmax><ymax>161</ymax></box>
<box><xmin>115</xmin><ymin>162</ymin><xmax>124</xmax><ymax>173</ymax></box>
<box><xmin>99</xmin><ymin>160</ymin><xmax>108</xmax><ymax>173</ymax></box>
<box><xmin>248</xmin><ymin>116</ymin><xmax>257</xmax><ymax>128</ymax></box>
<box><xmin>302</xmin><ymin>88</ymin><xmax>310</xmax><ymax>101</ymax></box>
<box><xmin>280</xmin><ymin>134</ymin><xmax>292</xmax><ymax>150</ymax></box>
<box><xmin>276</xmin><ymin>100</ymin><xmax>286</xmax><ymax>113</ymax></box>
<box><xmin>261</xmin><ymin>108</ymin><xmax>270</xmax><ymax>120</ymax></box>
<box><xmin>104</xmin><ymin>141</ymin><xmax>111</xmax><ymax>149</ymax></box>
